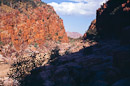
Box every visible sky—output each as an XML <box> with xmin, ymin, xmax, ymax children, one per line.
<box><xmin>42</xmin><ymin>0</ymin><xmax>107</xmax><ymax>34</ymax></box>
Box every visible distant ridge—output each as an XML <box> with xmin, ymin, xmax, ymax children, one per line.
<box><xmin>67</xmin><ymin>31</ymin><xmax>82</xmax><ymax>39</ymax></box>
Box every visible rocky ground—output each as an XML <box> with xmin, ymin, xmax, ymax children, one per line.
<box><xmin>0</xmin><ymin>38</ymin><xmax>130</xmax><ymax>86</ymax></box>
<box><xmin>21</xmin><ymin>39</ymin><xmax>130</xmax><ymax>86</ymax></box>
<box><xmin>0</xmin><ymin>38</ymin><xmax>94</xmax><ymax>86</ymax></box>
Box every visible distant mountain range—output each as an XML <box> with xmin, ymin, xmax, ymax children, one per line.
<box><xmin>67</xmin><ymin>31</ymin><xmax>82</xmax><ymax>39</ymax></box>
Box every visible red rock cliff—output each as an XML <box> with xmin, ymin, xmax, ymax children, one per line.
<box><xmin>83</xmin><ymin>19</ymin><xmax>97</xmax><ymax>40</ymax></box>
<box><xmin>0</xmin><ymin>0</ymin><xmax>68</xmax><ymax>50</ymax></box>
<box><xmin>84</xmin><ymin>0</ymin><xmax>130</xmax><ymax>43</ymax></box>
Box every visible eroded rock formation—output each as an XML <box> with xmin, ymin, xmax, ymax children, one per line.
<box><xmin>0</xmin><ymin>0</ymin><xmax>68</xmax><ymax>50</ymax></box>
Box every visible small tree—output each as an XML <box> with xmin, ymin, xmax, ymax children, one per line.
<box><xmin>9</xmin><ymin>0</ymin><xmax>13</xmax><ymax>7</ymax></box>
<box><xmin>50</xmin><ymin>46</ymin><xmax>60</xmax><ymax>60</ymax></box>
<box><xmin>1</xmin><ymin>0</ymin><xmax>3</xmax><ymax>5</ymax></box>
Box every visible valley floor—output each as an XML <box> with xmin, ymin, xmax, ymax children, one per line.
<box><xmin>0</xmin><ymin>39</ymin><xmax>130</xmax><ymax>86</ymax></box>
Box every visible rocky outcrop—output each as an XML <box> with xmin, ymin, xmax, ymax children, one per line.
<box><xmin>82</xmin><ymin>1</ymin><xmax>130</xmax><ymax>85</ymax></box>
<box><xmin>84</xmin><ymin>0</ymin><xmax>130</xmax><ymax>43</ymax></box>
<box><xmin>0</xmin><ymin>0</ymin><xmax>68</xmax><ymax>50</ymax></box>
<box><xmin>96</xmin><ymin>0</ymin><xmax>130</xmax><ymax>40</ymax></box>
<box><xmin>67</xmin><ymin>32</ymin><xmax>82</xmax><ymax>39</ymax></box>
<box><xmin>83</xmin><ymin>19</ymin><xmax>97</xmax><ymax>40</ymax></box>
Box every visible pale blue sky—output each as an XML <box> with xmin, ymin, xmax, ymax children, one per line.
<box><xmin>42</xmin><ymin>0</ymin><xmax>107</xmax><ymax>34</ymax></box>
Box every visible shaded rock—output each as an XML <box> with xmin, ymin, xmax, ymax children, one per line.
<box><xmin>96</xmin><ymin>0</ymin><xmax>130</xmax><ymax>39</ymax></box>
<box><xmin>113</xmin><ymin>50</ymin><xmax>130</xmax><ymax>76</ymax></box>
<box><xmin>83</xmin><ymin>46</ymin><xmax>93</xmax><ymax>55</ymax></box>
<box><xmin>121</xmin><ymin>26</ymin><xmax>130</xmax><ymax>44</ymax></box>
<box><xmin>112</xmin><ymin>78</ymin><xmax>130</xmax><ymax>86</ymax></box>
<box><xmin>92</xmin><ymin>80</ymin><xmax>108</xmax><ymax>86</ymax></box>
<box><xmin>83</xmin><ymin>0</ymin><xmax>130</xmax><ymax>42</ymax></box>
<box><xmin>104</xmin><ymin>67</ymin><xmax>121</xmax><ymax>84</ymax></box>
<box><xmin>113</xmin><ymin>51</ymin><xmax>130</xmax><ymax>68</ymax></box>
<box><xmin>43</xmin><ymin>80</ymin><xmax>54</xmax><ymax>86</ymax></box>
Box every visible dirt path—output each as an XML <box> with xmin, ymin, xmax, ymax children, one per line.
<box><xmin>0</xmin><ymin>64</ymin><xmax>10</xmax><ymax>78</ymax></box>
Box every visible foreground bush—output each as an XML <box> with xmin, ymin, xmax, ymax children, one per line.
<box><xmin>8</xmin><ymin>53</ymin><xmax>49</xmax><ymax>82</ymax></box>
<box><xmin>8</xmin><ymin>46</ymin><xmax>61</xmax><ymax>85</ymax></box>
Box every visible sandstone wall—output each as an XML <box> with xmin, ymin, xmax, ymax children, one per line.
<box><xmin>0</xmin><ymin>0</ymin><xmax>68</xmax><ymax>50</ymax></box>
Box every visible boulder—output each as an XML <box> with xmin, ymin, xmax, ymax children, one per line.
<box><xmin>113</xmin><ymin>51</ymin><xmax>130</xmax><ymax>76</ymax></box>
<box><xmin>112</xmin><ymin>78</ymin><xmax>130</xmax><ymax>86</ymax></box>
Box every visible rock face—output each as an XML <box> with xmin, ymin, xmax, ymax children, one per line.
<box><xmin>96</xmin><ymin>0</ymin><xmax>130</xmax><ymax>39</ymax></box>
<box><xmin>67</xmin><ymin>32</ymin><xmax>82</xmax><ymax>39</ymax></box>
<box><xmin>83</xmin><ymin>19</ymin><xmax>97</xmax><ymax>40</ymax></box>
<box><xmin>82</xmin><ymin>1</ymin><xmax>130</xmax><ymax>86</ymax></box>
<box><xmin>0</xmin><ymin>0</ymin><xmax>68</xmax><ymax>50</ymax></box>
<box><xmin>84</xmin><ymin>0</ymin><xmax>130</xmax><ymax>42</ymax></box>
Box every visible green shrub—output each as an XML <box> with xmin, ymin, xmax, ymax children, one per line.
<box><xmin>69</xmin><ymin>38</ymin><xmax>75</xmax><ymax>43</ymax></box>
<box><xmin>55</xmin><ymin>32</ymin><xmax>58</xmax><ymax>36</ymax></box>
<box><xmin>47</xmin><ymin>17</ymin><xmax>49</xmax><ymax>20</ymax></box>
<box><xmin>44</xmin><ymin>42</ymin><xmax>49</xmax><ymax>47</ymax></box>
<box><xmin>49</xmin><ymin>46</ymin><xmax>60</xmax><ymax>65</ymax></box>
<box><xmin>58</xmin><ymin>36</ymin><xmax>63</xmax><ymax>39</ymax></box>
<box><xmin>0</xmin><ymin>41</ymin><xmax>3</xmax><ymax>45</ymax></box>
<box><xmin>56</xmin><ymin>41</ymin><xmax>61</xmax><ymax>44</ymax></box>
<box><xmin>19</xmin><ymin>29</ymin><xmax>22</xmax><ymax>34</ymax></box>
<box><xmin>50</xmin><ymin>46</ymin><xmax>60</xmax><ymax>60</ymax></box>
<box><xmin>45</xmin><ymin>34</ymin><xmax>52</xmax><ymax>40</ymax></box>
<box><xmin>65</xmin><ymin>49</ymin><xmax>71</xmax><ymax>55</ymax></box>
<box><xmin>42</xmin><ymin>19</ymin><xmax>44</xmax><ymax>22</ymax></box>
<box><xmin>34</xmin><ymin>43</ymin><xmax>38</xmax><ymax>48</ymax></box>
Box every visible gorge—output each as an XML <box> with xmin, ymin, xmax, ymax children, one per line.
<box><xmin>0</xmin><ymin>0</ymin><xmax>130</xmax><ymax>86</ymax></box>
